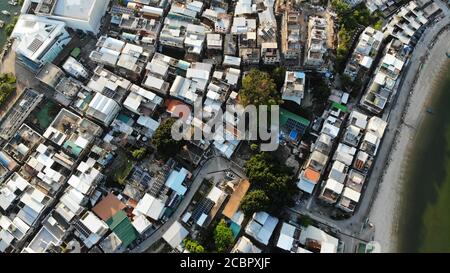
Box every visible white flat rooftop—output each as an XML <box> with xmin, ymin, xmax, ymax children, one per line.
<box><xmin>53</xmin><ymin>0</ymin><xmax>96</xmax><ymax>21</ymax></box>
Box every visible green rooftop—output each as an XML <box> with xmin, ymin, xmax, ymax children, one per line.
<box><xmin>332</xmin><ymin>102</ymin><xmax>348</xmax><ymax>113</ymax></box>
<box><xmin>70</xmin><ymin>48</ymin><xmax>81</xmax><ymax>59</ymax></box>
<box><xmin>106</xmin><ymin>211</ymin><xmax>139</xmax><ymax>248</ymax></box>
<box><xmin>280</xmin><ymin>108</ymin><xmax>311</xmax><ymax>127</ymax></box>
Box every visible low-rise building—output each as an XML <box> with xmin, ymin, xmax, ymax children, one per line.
<box><xmin>162</xmin><ymin>221</ymin><xmax>189</xmax><ymax>249</ymax></box>
<box><xmin>207</xmin><ymin>33</ymin><xmax>223</xmax><ymax>51</ymax></box>
<box><xmin>344</xmin><ymin>27</ymin><xmax>384</xmax><ymax>80</ymax></box>
<box><xmin>134</xmin><ymin>193</ymin><xmax>166</xmax><ymax>221</ymax></box>
<box><xmin>43</xmin><ymin>109</ymin><xmax>102</xmax><ymax>158</ymax></box>
<box><xmin>17</xmin><ymin>185</ymin><xmax>52</xmax><ymax>227</ymax></box>
<box><xmin>297</xmin><ymin>167</ymin><xmax>321</xmax><ymax>194</ymax></box>
<box><xmin>360</xmin><ymin>116</ymin><xmax>388</xmax><ymax>156</ymax></box>
<box><xmin>63</xmin><ymin>57</ymin><xmax>90</xmax><ymax>80</ymax></box>
<box><xmin>245</xmin><ymin>211</ymin><xmax>279</xmax><ymax>245</ymax></box>
<box><xmin>304</xmin><ymin>16</ymin><xmax>327</xmax><ymax>67</ymax></box>
<box><xmin>3</xmin><ymin>124</ymin><xmax>44</xmax><ymax>163</ymax></box>
<box><xmin>86</xmin><ymin>93</ymin><xmax>121</xmax><ymax>126</ymax></box>
<box><xmin>118</xmin><ymin>14</ymin><xmax>162</xmax><ymax>45</ymax></box>
<box><xmin>299</xmin><ymin>225</ymin><xmax>339</xmax><ymax>253</ymax></box>
<box><xmin>11</xmin><ymin>15</ymin><xmax>71</xmax><ymax>71</ymax></box>
<box><xmin>383</xmin><ymin>1</ymin><xmax>429</xmax><ymax>45</ymax></box>
<box><xmin>276</xmin><ymin>222</ymin><xmax>302</xmax><ymax>252</ymax></box>
<box><xmin>185</xmin><ymin>24</ymin><xmax>209</xmax><ymax>57</ymax></box>
<box><xmin>123</xmin><ymin>84</ymin><xmax>164</xmax><ymax>115</ymax></box>
<box><xmin>0</xmin><ymin>173</ymin><xmax>30</xmax><ymax>213</ymax></box>
<box><xmin>87</xmin><ymin>66</ymin><xmax>132</xmax><ymax>103</ymax></box>
<box><xmin>160</xmin><ymin>18</ymin><xmax>187</xmax><ymax>49</ymax></box>
<box><xmin>89</xmin><ymin>36</ymin><xmax>151</xmax><ymax>80</ymax></box>
<box><xmin>73</xmin><ymin>211</ymin><xmax>109</xmax><ymax>248</ymax></box>
<box><xmin>231</xmin><ymin>236</ymin><xmax>261</xmax><ymax>253</ymax></box>
<box><xmin>360</xmin><ymin>41</ymin><xmax>410</xmax><ymax>114</ymax></box>
<box><xmin>0</xmin><ymin>212</ymin><xmax>31</xmax><ymax>252</ymax></box>
<box><xmin>0</xmin><ymin>89</ymin><xmax>43</xmax><ymax>141</ymax></box>
<box><xmin>337</xmin><ymin>170</ymin><xmax>366</xmax><ymax>212</ymax></box>
<box><xmin>282</xmin><ymin>71</ymin><xmax>305</xmax><ymax>106</ymax></box>
<box><xmin>281</xmin><ymin>11</ymin><xmax>302</xmax><ymax>62</ymax></box>
<box><xmin>23</xmin><ymin>212</ymin><xmax>68</xmax><ymax>253</ymax></box>
<box><xmin>318</xmin><ymin>178</ymin><xmax>344</xmax><ymax>204</ymax></box>
<box><xmin>21</xmin><ymin>143</ymin><xmax>73</xmax><ymax>195</ymax></box>
<box><xmin>170</xmin><ymin>76</ymin><xmax>201</xmax><ymax>105</ymax></box>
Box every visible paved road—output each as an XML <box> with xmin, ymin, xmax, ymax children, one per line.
<box><xmin>290</xmin><ymin>5</ymin><xmax>450</xmax><ymax>252</ymax></box>
<box><xmin>131</xmin><ymin>156</ymin><xmax>238</xmax><ymax>253</ymax></box>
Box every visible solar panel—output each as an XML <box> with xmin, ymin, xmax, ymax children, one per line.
<box><xmin>191</xmin><ymin>198</ymin><xmax>214</xmax><ymax>222</ymax></box>
<box><xmin>285</xmin><ymin>118</ymin><xmax>307</xmax><ymax>135</ymax></box>
<box><xmin>74</xmin><ymin>220</ymin><xmax>92</xmax><ymax>238</ymax></box>
<box><xmin>28</xmin><ymin>38</ymin><xmax>44</xmax><ymax>53</ymax></box>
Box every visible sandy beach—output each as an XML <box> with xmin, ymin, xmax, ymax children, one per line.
<box><xmin>369</xmin><ymin>27</ymin><xmax>450</xmax><ymax>253</ymax></box>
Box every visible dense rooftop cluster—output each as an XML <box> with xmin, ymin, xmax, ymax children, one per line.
<box><xmin>0</xmin><ymin>0</ymin><xmax>444</xmax><ymax>254</ymax></box>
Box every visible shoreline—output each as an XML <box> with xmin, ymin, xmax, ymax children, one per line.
<box><xmin>368</xmin><ymin>28</ymin><xmax>450</xmax><ymax>253</ymax></box>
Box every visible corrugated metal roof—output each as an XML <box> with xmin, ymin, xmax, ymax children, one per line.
<box><xmin>106</xmin><ymin>211</ymin><xmax>138</xmax><ymax>248</ymax></box>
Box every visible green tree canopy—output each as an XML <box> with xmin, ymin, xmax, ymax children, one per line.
<box><xmin>0</xmin><ymin>73</ymin><xmax>16</xmax><ymax>84</ymax></box>
<box><xmin>132</xmin><ymin>147</ymin><xmax>147</xmax><ymax>160</ymax></box>
<box><xmin>243</xmin><ymin>152</ymin><xmax>297</xmax><ymax>215</ymax></box>
<box><xmin>340</xmin><ymin>73</ymin><xmax>363</xmax><ymax>97</ymax></box>
<box><xmin>239</xmin><ymin>69</ymin><xmax>282</xmax><ymax>107</ymax></box>
<box><xmin>0</xmin><ymin>74</ymin><xmax>16</xmax><ymax>106</ymax></box>
<box><xmin>244</xmin><ymin>152</ymin><xmax>275</xmax><ymax>186</ymax></box>
<box><xmin>183</xmin><ymin>239</ymin><xmax>205</xmax><ymax>253</ymax></box>
<box><xmin>5</xmin><ymin>16</ymin><xmax>19</xmax><ymax>37</ymax></box>
<box><xmin>310</xmin><ymin>73</ymin><xmax>331</xmax><ymax>104</ymax></box>
<box><xmin>300</xmin><ymin>215</ymin><xmax>314</xmax><ymax>227</ymax></box>
<box><xmin>213</xmin><ymin>220</ymin><xmax>234</xmax><ymax>253</ymax></box>
<box><xmin>272</xmin><ymin>67</ymin><xmax>287</xmax><ymax>91</ymax></box>
<box><xmin>152</xmin><ymin>118</ymin><xmax>185</xmax><ymax>160</ymax></box>
<box><xmin>240</xmin><ymin>190</ymin><xmax>270</xmax><ymax>216</ymax></box>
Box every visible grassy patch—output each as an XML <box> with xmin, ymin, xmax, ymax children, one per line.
<box><xmin>0</xmin><ymin>73</ymin><xmax>16</xmax><ymax>106</ymax></box>
<box><xmin>113</xmin><ymin>159</ymin><xmax>134</xmax><ymax>185</ymax></box>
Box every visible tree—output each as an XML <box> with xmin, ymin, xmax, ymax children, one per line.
<box><xmin>244</xmin><ymin>152</ymin><xmax>275</xmax><ymax>186</ymax></box>
<box><xmin>250</xmin><ymin>143</ymin><xmax>259</xmax><ymax>151</ymax></box>
<box><xmin>239</xmin><ymin>69</ymin><xmax>282</xmax><ymax>107</ymax></box>
<box><xmin>373</xmin><ymin>19</ymin><xmax>383</xmax><ymax>30</ymax></box>
<box><xmin>152</xmin><ymin>118</ymin><xmax>185</xmax><ymax>160</ymax></box>
<box><xmin>300</xmin><ymin>215</ymin><xmax>314</xmax><ymax>227</ymax></box>
<box><xmin>213</xmin><ymin>220</ymin><xmax>234</xmax><ymax>253</ymax></box>
<box><xmin>272</xmin><ymin>67</ymin><xmax>286</xmax><ymax>91</ymax></box>
<box><xmin>183</xmin><ymin>239</ymin><xmax>205</xmax><ymax>253</ymax></box>
<box><xmin>4</xmin><ymin>16</ymin><xmax>19</xmax><ymax>37</ymax></box>
<box><xmin>0</xmin><ymin>82</ymin><xmax>15</xmax><ymax>105</ymax></box>
<box><xmin>5</xmin><ymin>24</ymin><xmax>15</xmax><ymax>37</ymax></box>
<box><xmin>263</xmin><ymin>173</ymin><xmax>296</xmax><ymax>210</ymax></box>
<box><xmin>243</xmin><ymin>152</ymin><xmax>297</xmax><ymax>215</ymax></box>
<box><xmin>241</xmin><ymin>190</ymin><xmax>270</xmax><ymax>216</ymax></box>
<box><xmin>340</xmin><ymin>74</ymin><xmax>363</xmax><ymax>97</ymax></box>
<box><xmin>331</xmin><ymin>0</ymin><xmax>351</xmax><ymax>14</ymax></box>
<box><xmin>113</xmin><ymin>159</ymin><xmax>133</xmax><ymax>185</ymax></box>
<box><xmin>0</xmin><ymin>73</ymin><xmax>16</xmax><ymax>84</ymax></box>
<box><xmin>132</xmin><ymin>147</ymin><xmax>147</xmax><ymax>160</ymax></box>
<box><xmin>309</xmin><ymin>72</ymin><xmax>331</xmax><ymax>105</ymax></box>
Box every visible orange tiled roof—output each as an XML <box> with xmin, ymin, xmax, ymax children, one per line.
<box><xmin>92</xmin><ymin>193</ymin><xmax>127</xmax><ymax>221</ymax></box>
<box><xmin>165</xmin><ymin>99</ymin><xmax>191</xmax><ymax>119</ymax></box>
<box><xmin>223</xmin><ymin>179</ymin><xmax>251</xmax><ymax>219</ymax></box>
<box><xmin>304</xmin><ymin>168</ymin><xmax>320</xmax><ymax>183</ymax></box>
